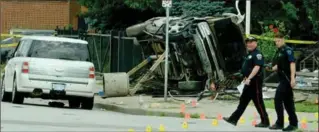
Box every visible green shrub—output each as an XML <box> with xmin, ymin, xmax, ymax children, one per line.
<box><xmin>257</xmin><ymin>21</ymin><xmax>288</xmax><ymax>63</ymax></box>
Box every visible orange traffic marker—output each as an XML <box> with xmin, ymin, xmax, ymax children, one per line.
<box><xmin>251</xmin><ymin>120</ymin><xmax>257</xmax><ymax>126</ymax></box>
<box><xmin>191</xmin><ymin>99</ymin><xmax>197</xmax><ymax>107</ymax></box>
<box><xmin>180</xmin><ymin>103</ymin><xmax>186</xmax><ymax>114</ymax></box>
<box><xmin>200</xmin><ymin>113</ymin><xmax>206</xmax><ymax>120</ymax></box>
<box><xmin>184</xmin><ymin>113</ymin><xmax>191</xmax><ymax>120</ymax></box>
<box><xmin>217</xmin><ymin>113</ymin><xmax>223</xmax><ymax>120</ymax></box>
<box><xmin>301</xmin><ymin>122</ymin><xmax>307</xmax><ymax>129</ymax></box>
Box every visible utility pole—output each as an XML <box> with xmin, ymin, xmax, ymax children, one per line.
<box><xmin>245</xmin><ymin>0</ymin><xmax>251</xmax><ymax>36</ymax></box>
<box><xmin>162</xmin><ymin>0</ymin><xmax>172</xmax><ymax>102</ymax></box>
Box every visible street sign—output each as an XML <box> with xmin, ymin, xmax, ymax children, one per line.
<box><xmin>162</xmin><ymin>0</ymin><xmax>172</xmax><ymax>8</ymax></box>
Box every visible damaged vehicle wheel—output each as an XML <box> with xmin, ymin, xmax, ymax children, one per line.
<box><xmin>162</xmin><ymin>19</ymin><xmax>190</xmax><ymax>41</ymax></box>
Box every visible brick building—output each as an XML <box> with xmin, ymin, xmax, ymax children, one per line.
<box><xmin>0</xmin><ymin>0</ymin><xmax>87</xmax><ymax>33</ymax></box>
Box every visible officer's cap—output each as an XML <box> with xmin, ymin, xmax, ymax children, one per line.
<box><xmin>245</xmin><ymin>36</ymin><xmax>257</xmax><ymax>42</ymax></box>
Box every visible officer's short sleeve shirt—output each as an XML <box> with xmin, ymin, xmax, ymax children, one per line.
<box><xmin>241</xmin><ymin>49</ymin><xmax>264</xmax><ymax>77</ymax></box>
<box><xmin>252</xmin><ymin>51</ymin><xmax>264</xmax><ymax>66</ymax></box>
<box><xmin>285</xmin><ymin>48</ymin><xmax>295</xmax><ymax>63</ymax></box>
<box><xmin>277</xmin><ymin>46</ymin><xmax>295</xmax><ymax>80</ymax></box>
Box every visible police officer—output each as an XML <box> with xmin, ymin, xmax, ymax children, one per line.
<box><xmin>268</xmin><ymin>33</ymin><xmax>298</xmax><ymax>131</ymax></box>
<box><xmin>223</xmin><ymin>36</ymin><xmax>270</xmax><ymax>127</ymax></box>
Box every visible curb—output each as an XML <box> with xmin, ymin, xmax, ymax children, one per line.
<box><xmin>95</xmin><ymin>103</ymin><xmax>183</xmax><ymax>118</ymax></box>
<box><xmin>94</xmin><ymin>103</ymin><xmax>319</xmax><ymax>124</ymax></box>
<box><xmin>94</xmin><ymin>103</ymin><xmax>217</xmax><ymax>119</ymax></box>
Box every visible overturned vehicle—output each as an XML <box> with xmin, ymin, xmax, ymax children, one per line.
<box><xmin>125</xmin><ymin>15</ymin><xmax>247</xmax><ymax>96</ymax></box>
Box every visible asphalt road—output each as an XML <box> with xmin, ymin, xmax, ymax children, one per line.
<box><xmin>1</xmin><ymin>99</ymin><xmax>280</xmax><ymax>132</ymax></box>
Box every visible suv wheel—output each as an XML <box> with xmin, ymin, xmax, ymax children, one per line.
<box><xmin>12</xmin><ymin>77</ymin><xmax>24</xmax><ymax>104</ymax></box>
<box><xmin>68</xmin><ymin>98</ymin><xmax>80</xmax><ymax>108</ymax></box>
<box><xmin>1</xmin><ymin>77</ymin><xmax>12</xmax><ymax>102</ymax></box>
<box><xmin>81</xmin><ymin>97</ymin><xmax>94</xmax><ymax>110</ymax></box>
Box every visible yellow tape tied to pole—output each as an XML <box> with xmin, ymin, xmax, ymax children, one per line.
<box><xmin>1</xmin><ymin>34</ymin><xmax>24</xmax><ymax>38</ymax></box>
<box><xmin>0</xmin><ymin>33</ymin><xmax>317</xmax><ymax>48</ymax></box>
<box><xmin>1</xmin><ymin>34</ymin><xmax>24</xmax><ymax>48</ymax></box>
<box><xmin>1</xmin><ymin>43</ymin><xmax>18</xmax><ymax>48</ymax></box>
<box><xmin>247</xmin><ymin>34</ymin><xmax>317</xmax><ymax>45</ymax></box>
<box><xmin>1</xmin><ymin>33</ymin><xmax>57</xmax><ymax>48</ymax></box>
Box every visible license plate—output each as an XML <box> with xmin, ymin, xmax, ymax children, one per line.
<box><xmin>52</xmin><ymin>83</ymin><xmax>65</xmax><ymax>91</ymax></box>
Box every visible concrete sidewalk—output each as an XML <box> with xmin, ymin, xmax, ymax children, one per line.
<box><xmin>94</xmin><ymin>96</ymin><xmax>318</xmax><ymax>131</ymax></box>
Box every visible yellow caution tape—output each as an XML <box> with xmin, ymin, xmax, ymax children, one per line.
<box><xmin>246</xmin><ymin>34</ymin><xmax>317</xmax><ymax>45</ymax></box>
<box><xmin>2</xmin><ymin>33</ymin><xmax>317</xmax><ymax>45</ymax></box>
<box><xmin>0</xmin><ymin>33</ymin><xmax>50</xmax><ymax>48</ymax></box>
<box><xmin>1</xmin><ymin>34</ymin><xmax>24</xmax><ymax>38</ymax></box>
<box><xmin>1</xmin><ymin>43</ymin><xmax>18</xmax><ymax>48</ymax></box>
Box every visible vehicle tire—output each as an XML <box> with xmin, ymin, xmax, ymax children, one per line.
<box><xmin>81</xmin><ymin>97</ymin><xmax>94</xmax><ymax>110</ymax></box>
<box><xmin>68</xmin><ymin>99</ymin><xmax>80</xmax><ymax>108</ymax></box>
<box><xmin>1</xmin><ymin>77</ymin><xmax>12</xmax><ymax>102</ymax></box>
<box><xmin>162</xmin><ymin>20</ymin><xmax>188</xmax><ymax>41</ymax></box>
<box><xmin>12</xmin><ymin>77</ymin><xmax>24</xmax><ymax>104</ymax></box>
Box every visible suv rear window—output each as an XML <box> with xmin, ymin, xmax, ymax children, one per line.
<box><xmin>27</xmin><ymin>40</ymin><xmax>90</xmax><ymax>61</ymax></box>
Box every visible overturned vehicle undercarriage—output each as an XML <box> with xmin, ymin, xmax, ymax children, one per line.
<box><xmin>125</xmin><ymin>15</ymin><xmax>247</xmax><ymax>97</ymax></box>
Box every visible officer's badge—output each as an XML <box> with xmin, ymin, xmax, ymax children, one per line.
<box><xmin>256</xmin><ymin>54</ymin><xmax>262</xmax><ymax>60</ymax></box>
<box><xmin>248</xmin><ymin>55</ymin><xmax>252</xmax><ymax>59</ymax></box>
<box><xmin>287</xmin><ymin>50</ymin><xmax>292</xmax><ymax>55</ymax></box>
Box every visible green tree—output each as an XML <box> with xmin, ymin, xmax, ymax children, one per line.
<box><xmin>77</xmin><ymin>0</ymin><xmax>161</xmax><ymax>32</ymax></box>
<box><xmin>236</xmin><ymin>0</ymin><xmax>318</xmax><ymax>40</ymax></box>
<box><xmin>77</xmin><ymin>0</ymin><xmax>234</xmax><ymax>32</ymax></box>
<box><xmin>258</xmin><ymin>21</ymin><xmax>287</xmax><ymax>62</ymax></box>
<box><xmin>170</xmin><ymin>0</ymin><xmax>233</xmax><ymax>17</ymax></box>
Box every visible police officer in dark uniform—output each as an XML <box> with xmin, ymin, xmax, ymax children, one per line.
<box><xmin>223</xmin><ymin>36</ymin><xmax>270</xmax><ymax>127</ymax></box>
<box><xmin>268</xmin><ymin>33</ymin><xmax>298</xmax><ymax>131</ymax></box>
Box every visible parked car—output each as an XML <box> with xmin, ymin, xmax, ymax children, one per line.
<box><xmin>1</xmin><ymin>36</ymin><xmax>95</xmax><ymax>110</ymax></box>
<box><xmin>1</xmin><ymin>29</ymin><xmax>56</xmax><ymax>63</ymax></box>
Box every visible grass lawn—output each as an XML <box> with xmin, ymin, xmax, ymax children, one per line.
<box><xmin>253</xmin><ymin>99</ymin><xmax>318</xmax><ymax>113</ymax></box>
<box><xmin>221</xmin><ymin>95</ymin><xmax>318</xmax><ymax>113</ymax></box>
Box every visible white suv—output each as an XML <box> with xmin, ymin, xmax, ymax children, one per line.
<box><xmin>1</xmin><ymin>36</ymin><xmax>95</xmax><ymax>110</ymax></box>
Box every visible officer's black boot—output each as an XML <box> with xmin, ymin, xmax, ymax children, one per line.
<box><xmin>282</xmin><ymin>125</ymin><xmax>298</xmax><ymax>131</ymax></box>
<box><xmin>269</xmin><ymin>124</ymin><xmax>283</xmax><ymax>130</ymax></box>
<box><xmin>223</xmin><ymin>117</ymin><xmax>237</xmax><ymax>126</ymax></box>
<box><xmin>255</xmin><ymin>122</ymin><xmax>270</xmax><ymax>128</ymax></box>
<box><xmin>255</xmin><ymin>117</ymin><xmax>270</xmax><ymax>128</ymax></box>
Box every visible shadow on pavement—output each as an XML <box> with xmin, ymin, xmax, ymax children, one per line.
<box><xmin>20</xmin><ymin>102</ymin><xmax>74</xmax><ymax>109</ymax></box>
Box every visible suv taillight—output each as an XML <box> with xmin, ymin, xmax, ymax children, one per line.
<box><xmin>89</xmin><ymin>67</ymin><xmax>95</xmax><ymax>78</ymax></box>
<box><xmin>22</xmin><ymin>62</ymin><xmax>29</xmax><ymax>73</ymax></box>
